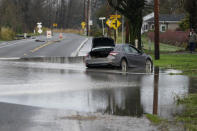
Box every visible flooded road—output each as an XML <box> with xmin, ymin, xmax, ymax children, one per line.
<box><xmin>0</xmin><ymin>57</ymin><xmax>196</xmax><ymax>120</ymax></box>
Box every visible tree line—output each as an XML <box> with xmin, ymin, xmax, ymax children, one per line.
<box><xmin>0</xmin><ymin>0</ymin><xmax>85</xmax><ymax>33</ymax></box>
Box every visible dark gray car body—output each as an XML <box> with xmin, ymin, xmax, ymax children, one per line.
<box><xmin>85</xmin><ymin>37</ymin><xmax>153</xmax><ymax>68</ymax></box>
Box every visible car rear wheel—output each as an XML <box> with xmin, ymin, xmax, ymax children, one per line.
<box><xmin>121</xmin><ymin>59</ymin><xmax>128</xmax><ymax>72</ymax></box>
<box><xmin>145</xmin><ymin>59</ymin><xmax>152</xmax><ymax>73</ymax></box>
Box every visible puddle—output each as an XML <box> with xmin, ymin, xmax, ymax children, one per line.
<box><xmin>0</xmin><ymin>57</ymin><xmax>196</xmax><ymax>119</ymax></box>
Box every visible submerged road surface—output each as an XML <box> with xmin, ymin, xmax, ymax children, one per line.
<box><xmin>0</xmin><ymin>57</ymin><xmax>196</xmax><ymax>131</ymax></box>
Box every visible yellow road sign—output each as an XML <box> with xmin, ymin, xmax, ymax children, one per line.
<box><xmin>111</xmin><ymin>19</ymin><xmax>121</xmax><ymax>30</ymax></box>
<box><xmin>110</xmin><ymin>15</ymin><xmax>121</xmax><ymax>19</ymax></box>
<box><xmin>106</xmin><ymin>19</ymin><xmax>121</xmax><ymax>30</ymax></box>
<box><xmin>106</xmin><ymin>19</ymin><xmax>113</xmax><ymax>28</ymax></box>
<box><xmin>53</xmin><ymin>23</ymin><xmax>58</xmax><ymax>27</ymax></box>
<box><xmin>81</xmin><ymin>22</ymin><xmax>86</xmax><ymax>29</ymax></box>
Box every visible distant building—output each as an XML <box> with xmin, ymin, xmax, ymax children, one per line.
<box><xmin>142</xmin><ymin>13</ymin><xmax>185</xmax><ymax>33</ymax></box>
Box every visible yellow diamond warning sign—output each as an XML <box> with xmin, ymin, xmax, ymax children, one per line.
<box><xmin>106</xmin><ymin>19</ymin><xmax>121</xmax><ymax>30</ymax></box>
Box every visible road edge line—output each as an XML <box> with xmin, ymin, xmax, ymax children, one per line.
<box><xmin>71</xmin><ymin>38</ymin><xmax>89</xmax><ymax>57</ymax></box>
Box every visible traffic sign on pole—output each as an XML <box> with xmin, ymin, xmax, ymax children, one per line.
<box><xmin>110</xmin><ymin>15</ymin><xmax>121</xmax><ymax>19</ymax></box>
<box><xmin>53</xmin><ymin>23</ymin><xmax>58</xmax><ymax>27</ymax></box>
<box><xmin>99</xmin><ymin>17</ymin><xmax>106</xmax><ymax>36</ymax></box>
<box><xmin>37</xmin><ymin>22</ymin><xmax>43</xmax><ymax>34</ymax></box>
<box><xmin>106</xmin><ymin>19</ymin><xmax>121</xmax><ymax>30</ymax></box>
<box><xmin>106</xmin><ymin>19</ymin><xmax>113</xmax><ymax>28</ymax></box>
<box><xmin>81</xmin><ymin>22</ymin><xmax>86</xmax><ymax>29</ymax></box>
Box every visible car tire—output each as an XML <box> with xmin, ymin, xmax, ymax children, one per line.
<box><xmin>145</xmin><ymin>59</ymin><xmax>153</xmax><ymax>73</ymax></box>
<box><xmin>121</xmin><ymin>59</ymin><xmax>128</xmax><ymax>72</ymax></box>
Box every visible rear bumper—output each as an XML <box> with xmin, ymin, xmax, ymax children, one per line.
<box><xmin>85</xmin><ymin>57</ymin><xmax>118</xmax><ymax>67</ymax></box>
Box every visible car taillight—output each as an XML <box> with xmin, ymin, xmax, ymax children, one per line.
<box><xmin>109</xmin><ymin>52</ymin><xmax>118</xmax><ymax>56</ymax></box>
<box><xmin>86</xmin><ymin>53</ymin><xmax>90</xmax><ymax>57</ymax></box>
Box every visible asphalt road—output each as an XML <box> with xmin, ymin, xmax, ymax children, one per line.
<box><xmin>0</xmin><ymin>33</ymin><xmax>87</xmax><ymax>58</ymax></box>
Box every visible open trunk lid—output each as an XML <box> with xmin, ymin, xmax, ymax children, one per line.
<box><xmin>92</xmin><ymin>37</ymin><xmax>115</xmax><ymax>48</ymax></box>
<box><xmin>89</xmin><ymin>37</ymin><xmax>115</xmax><ymax>58</ymax></box>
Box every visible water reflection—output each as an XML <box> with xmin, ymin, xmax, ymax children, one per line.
<box><xmin>153</xmin><ymin>67</ymin><xmax>159</xmax><ymax>115</ymax></box>
<box><xmin>0</xmin><ymin>59</ymin><xmax>195</xmax><ymax>119</ymax></box>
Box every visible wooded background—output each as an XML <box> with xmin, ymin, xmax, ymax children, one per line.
<box><xmin>0</xmin><ymin>0</ymin><xmax>196</xmax><ymax>34</ymax></box>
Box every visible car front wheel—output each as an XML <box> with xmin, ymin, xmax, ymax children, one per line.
<box><xmin>145</xmin><ymin>59</ymin><xmax>153</xmax><ymax>73</ymax></box>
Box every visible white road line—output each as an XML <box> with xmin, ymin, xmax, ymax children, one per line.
<box><xmin>71</xmin><ymin>38</ymin><xmax>89</xmax><ymax>57</ymax></box>
<box><xmin>0</xmin><ymin>39</ymin><xmax>35</xmax><ymax>49</ymax></box>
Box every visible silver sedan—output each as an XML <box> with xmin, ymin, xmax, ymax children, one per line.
<box><xmin>85</xmin><ymin>37</ymin><xmax>153</xmax><ymax>72</ymax></box>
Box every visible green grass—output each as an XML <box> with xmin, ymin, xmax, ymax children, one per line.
<box><xmin>152</xmin><ymin>54</ymin><xmax>197</xmax><ymax>76</ymax></box>
<box><xmin>146</xmin><ymin>114</ymin><xmax>166</xmax><ymax>125</ymax></box>
<box><xmin>142</xmin><ymin>36</ymin><xmax>184</xmax><ymax>52</ymax></box>
<box><xmin>116</xmin><ymin>34</ymin><xmax>184</xmax><ymax>52</ymax></box>
<box><xmin>176</xmin><ymin>94</ymin><xmax>197</xmax><ymax>131</ymax></box>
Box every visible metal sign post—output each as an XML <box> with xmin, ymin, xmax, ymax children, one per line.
<box><xmin>37</xmin><ymin>22</ymin><xmax>43</xmax><ymax>34</ymax></box>
<box><xmin>99</xmin><ymin>17</ymin><xmax>106</xmax><ymax>36</ymax></box>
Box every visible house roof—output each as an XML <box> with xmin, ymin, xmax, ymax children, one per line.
<box><xmin>146</xmin><ymin>14</ymin><xmax>185</xmax><ymax>22</ymax></box>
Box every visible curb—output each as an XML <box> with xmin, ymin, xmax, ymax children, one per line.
<box><xmin>71</xmin><ymin>38</ymin><xmax>89</xmax><ymax>57</ymax></box>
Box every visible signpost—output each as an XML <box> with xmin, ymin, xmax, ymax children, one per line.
<box><xmin>81</xmin><ymin>22</ymin><xmax>86</xmax><ymax>29</ymax></box>
<box><xmin>106</xmin><ymin>15</ymin><xmax>122</xmax><ymax>43</ymax></box>
<box><xmin>110</xmin><ymin>15</ymin><xmax>121</xmax><ymax>19</ymax></box>
<box><xmin>99</xmin><ymin>17</ymin><xmax>106</xmax><ymax>36</ymax></box>
<box><xmin>53</xmin><ymin>23</ymin><xmax>58</xmax><ymax>27</ymax></box>
<box><xmin>37</xmin><ymin>22</ymin><xmax>43</xmax><ymax>34</ymax></box>
<box><xmin>106</xmin><ymin>15</ymin><xmax>122</xmax><ymax>30</ymax></box>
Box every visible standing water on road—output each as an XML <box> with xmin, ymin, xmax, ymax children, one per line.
<box><xmin>0</xmin><ymin>57</ymin><xmax>196</xmax><ymax>119</ymax></box>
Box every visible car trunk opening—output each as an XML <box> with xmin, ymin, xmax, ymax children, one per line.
<box><xmin>90</xmin><ymin>37</ymin><xmax>115</xmax><ymax>58</ymax></box>
<box><xmin>90</xmin><ymin>47</ymin><xmax>114</xmax><ymax>58</ymax></box>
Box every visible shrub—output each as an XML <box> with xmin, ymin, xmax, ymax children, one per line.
<box><xmin>147</xmin><ymin>30</ymin><xmax>189</xmax><ymax>47</ymax></box>
<box><xmin>0</xmin><ymin>27</ymin><xmax>15</xmax><ymax>41</ymax></box>
<box><xmin>90</xmin><ymin>26</ymin><xmax>103</xmax><ymax>37</ymax></box>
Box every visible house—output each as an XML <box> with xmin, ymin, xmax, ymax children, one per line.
<box><xmin>142</xmin><ymin>13</ymin><xmax>185</xmax><ymax>33</ymax></box>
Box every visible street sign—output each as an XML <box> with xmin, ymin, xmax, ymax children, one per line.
<box><xmin>47</xmin><ymin>30</ymin><xmax>52</xmax><ymax>39</ymax></box>
<box><xmin>81</xmin><ymin>22</ymin><xmax>86</xmax><ymax>29</ymax></box>
<box><xmin>99</xmin><ymin>17</ymin><xmax>106</xmax><ymax>20</ymax></box>
<box><xmin>106</xmin><ymin>19</ymin><xmax>113</xmax><ymax>28</ymax></box>
<box><xmin>99</xmin><ymin>17</ymin><xmax>106</xmax><ymax>36</ymax></box>
<box><xmin>38</xmin><ymin>29</ymin><xmax>43</xmax><ymax>34</ymax></box>
<box><xmin>89</xmin><ymin>20</ymin><xmax>93</xmax><ymax>26</ymax></box>
<box><xmin>37</xmin><ymin>22</ymin><xmax>43</xmax><ymax>34</ymax></box>
<box><xmin>106</xmin><ymin>19</ymin><xmax>121</xmax><ymax>30</ymax></box>
<box><xmin>111</xmin><ymin>19</ymin><xmax>121</xmax><ymax>30</ymax></box>
<box><xmin>110</xmin><ymin>15</ymin><xmax>121</xmax><ymax>19</ymax></box>
<box><xmin>53</xmin><ymin>23</ymin><xmax>58</xmax><ymax>27</ymax></box>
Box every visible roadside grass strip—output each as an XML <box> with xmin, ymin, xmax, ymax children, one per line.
<box><xmin>176</xmin><ymin>94</ymin><xmax>197</xmax><ymax>131</ymax></box>
<box><xmin>152</xmin><ymin>54</ymin><xmax>197</xmax><ymax>76</ymax></box>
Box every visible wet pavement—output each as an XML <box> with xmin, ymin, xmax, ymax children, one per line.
<box><xmin>0</xmin><ymin>57</ymin><xmax>196</xmax><ymax>130</ymax></box>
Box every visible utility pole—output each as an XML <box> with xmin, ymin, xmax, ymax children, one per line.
<box><xmin>154</xmin><ymin>0</ymin><xmax>160</xmax><ymax>60</ymax></box>
<box><xmin>84</xmin><ymin>0</ymin><xmax>86</xmax><ymax>21</ymax></box>
<box><xmin>86</xmin><ymin>0</ymin><xmax>90</xmax><ymax>36</ymax></box>
<box><xmin>122</xmin><ymin>16</ymin><xmax>124</xmax><ymax>43</ymax></box>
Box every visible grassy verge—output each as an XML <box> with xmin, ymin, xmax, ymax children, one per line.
<box><xmin>152</xmin><ymin>54</ymin><xmax>197</xmax><ymax>130</ymax></box>
<box><xmin>152</xmin><ymin>54</ymin><xmax>197</xmax><ymax>76</ymax></box>
<box><xmin>176</xmin><ymin>94</ymin><xmax>197</xmax><ymax>131</ymax></box>
<box><xmin>142</xmin><ymin>36</ymin><xmax>184</xmax><ymax>53</ymax></box>
<box><xmin>146</xmin><ymin>114</ymin><xmax>166</xmax><ymax>125</ymax></box>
